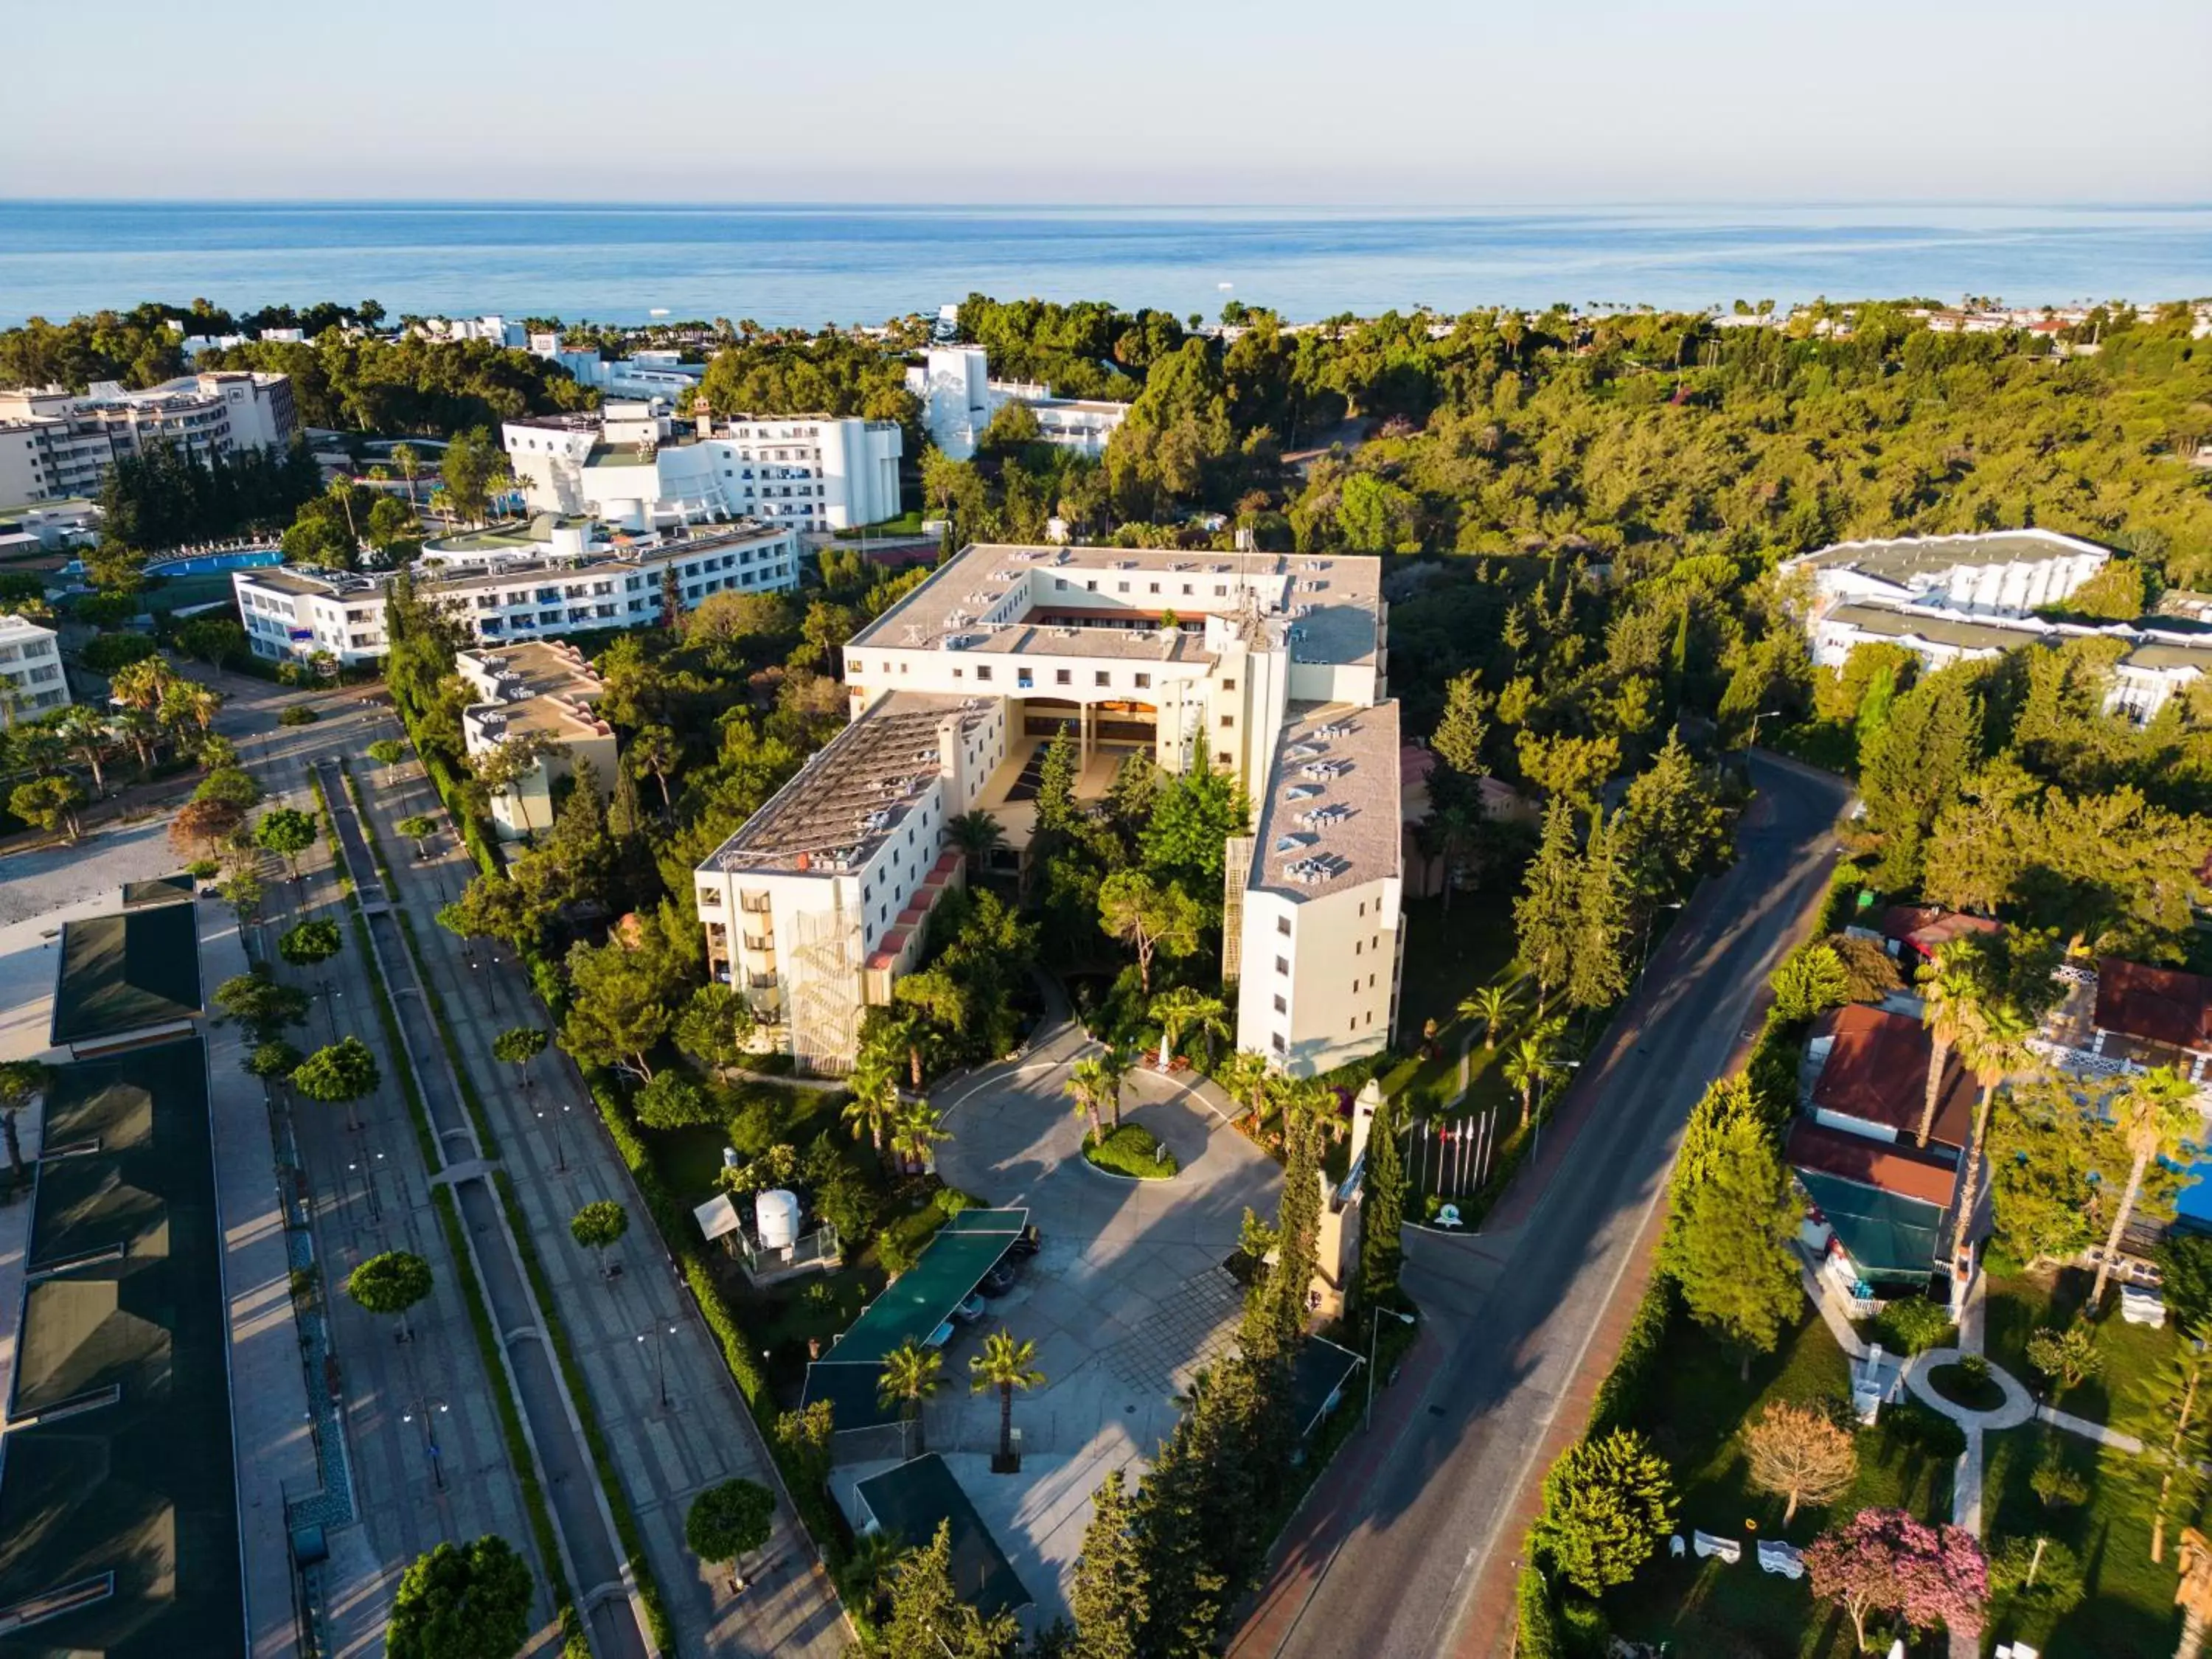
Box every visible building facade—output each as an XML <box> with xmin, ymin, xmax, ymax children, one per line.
<box><xmin>0</xmin><ymin>372</ymin><xmax>296</xmax><ymax>501</ymax></box>
<box><xmin>526</xmin><ymin>337</ymin><xmax>708</xmax><ymax>402</ymax></box>
<box><xmin>693</xmin><ymin>542</ymin><xmax>1402</xmax><ymax>1078</ymax></box>
<box><xmin>905</xmin><ymin>346</ymin><xmax>1129</xmax><ymax>462</ymax></box>
<box><xmin>503</xmin><ymin>402</ymin><xmax>902</xmax><ymax>535</ymax></box>
<box><xmin>0</xmin><ymin>613</ymin><xmax>69</xmax><ymax>719</ymax></box>
<box><xmin>230</xmin><ymin>514</ymin><xmax>801</xmax><ymax>669</ymax></box>
<box><xmin>456</xmin><ymin>640</ymin><xmax>617</xmax><ymax>840</ymax></box>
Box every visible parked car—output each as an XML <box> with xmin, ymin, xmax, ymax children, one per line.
<box><xmin>980</xmin><ymin>1258</ymin><xmax>1020</xmax><ymax>1297</ymax></box>
<box><xmin>1006</xmin><ymin>1224</ymin><xmax>1042</xmax><ymax>1259</ymax></box>
<box><xmin>952</xmin><ymin>1293</ymin><xmax>987</xmax><ymax>1325</ymax></box>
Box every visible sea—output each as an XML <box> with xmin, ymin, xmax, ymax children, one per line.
<box><xmin>1</xmin><ymin>201</ymin><xmax>2208</xmax><ymax>329</ymax></box>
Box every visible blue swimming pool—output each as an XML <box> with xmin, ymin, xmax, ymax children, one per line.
<box><xmin>143</xmin><ymin>547</ymin><xmax>283</xmax><ymax>578</ymax></box>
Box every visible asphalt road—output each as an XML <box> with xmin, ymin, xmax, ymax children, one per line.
<box><xmin>1228</xmin><ymin>752</ymin><xmax>1851</xmax><ymax>1659</ymax></box>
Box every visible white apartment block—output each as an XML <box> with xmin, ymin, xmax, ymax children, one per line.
<box><xmin>456</xmin><ymin>640</ymin><xmax>617</xmax><ymax>840</ymax></box>
<box><xmin>693</xmin><ymin>542</ymin><xmax>1401</xmax><ymax>1078</ymax></box>
<box><xmin>503</xmin><ymin>402</ymin><xmax>902</xmax><ymax>535</ymax></box>
<box><xmin>0</xmin><ymin>615</ymin><xmax>69</xmax><ymax>719</ymax></box>
<box><xmin>0</xmin><ymin>372</ymin><xmax>297</xmax><ymax>501</ymax></box>
<box><xmin>527</xmin><ymin>337</ymin><xmax>707</xmax><ymax>403</ymax></box>
<box><xmin>905</xmin><ymin>345</ymin><xmax>1128</xmax><ymax>462</ymax></box>
<box><xmin>230</xmin><ymin>514</ymin><xmax>801</xmax><ymax>669</ymax></box>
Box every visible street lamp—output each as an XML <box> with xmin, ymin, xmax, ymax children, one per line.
<box><xmin>1531</xmin><ymin>1060</ymin><xmax>1582</xmax><ymax>1166</ymax></box>
<box><xmin>638</xmin><ymin>1324</ymin><xmax>679</xmax><ymax>1408</ymax></box>
<box><xmin>317</xmin><ymin>977</ymin><xmax>341</xmax><ymax>1041</ymax></box>
<box><xmin>1638</xmin><ymin>901</ymin><xmax>1686</xmax><ymax>984</ymax></box>
<box><xmin>1366</xmin><ymin>1307</ymin><xmax>1416</xmax><ymax>1430</ymax></box>
<box><xmin>538</xmin><ymin>1103</ymin><xmax>573</xmax><ymax>1172</ymax></box>
<box><xmin>402</xmin><ymin>1397</ymin><xmax>450</xmax><ymax>1490</ymax></box>
<box><xmin>1746</xmin><ymin>707</ymin><xmax>1782</xmax><ymax>751</ymax></box>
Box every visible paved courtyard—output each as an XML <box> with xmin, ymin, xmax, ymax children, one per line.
<box><xmin>840</xmin><ymin>1028</ymin><xmax>1281</xmax><ymax>1629</ymax></box>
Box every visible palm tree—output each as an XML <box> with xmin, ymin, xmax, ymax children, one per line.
<box><xmin>947</xmin><ymin>809</ymin><xmax>1006</xmax><ymax>879</ymax></box>
<box><xmin>1216</xmin><ymin>1049</ymin><xmax>1277</xmax><ymax>1125</ymax></box>
<box><xmin>1918</xmin><ymin>943</ymin><xmax>1987</xmax><ymax>1148</ymax></box>
<box><xmin>877</xmin><ymin>1339</ymin><xmax>945</xmax><ymax>1454</ymax></box>
<box><xmin>888</xmin><ymin>1096</ymin><xmax>947</xmax><ymax>1173</ymax></box>
<box><xmin>391</xmin><ymin>442</ymin><xmax>420</xmax><ymax>505</ymax></box>
<box><xmin>843</xmin><ymin>1057</ymin><xmax>901</xmax><ymax>1159</ymax></box>
<box><xmin>1095</xmin><ymin>1043</ymin><xmax>1131</xmax><ymax>1130</ymax></box>
<box><xmin>1065</xmin><ymin>1054</ymin><xmax>1113</xmax><ymax>1148</ymax></box>
<box><xmin>55</xmin><ymin>705</ymin><xmax>111</xmax><ymax>793</ymax></box>
<box><xmin>108</xmin><ymin>656</ymin><xmax>178</xmax><ymax>716</ymax></box>
<box><xmin>1150</xmin><ymin>986</ymin><xmax>1230</xmax><ymax>1071</ymax></box>
<box><xmin>843</xmin><ymin>1529</ymin><xmax>909</xmax><ymax>1615</ymax></box>
<box><xmin>1501</xmin><ymin>1034</ymin><xmax>1559</xmax><ymax>1130</ymax></box>
<box><xmin>970</xmin><ymin>1329</ymin><xmax>1045</xmax><ymax>1470</ymax></box>
<box><xmin>2088</xmin><ymin>1066</ymin><xmax>2202</xmax><ymax>1312</ymax></box>
<box><xmin>1947</xmin><ymin>994</ymin><xmax>2043</xmax><ymax>1265</ymax></box>
<box><xmin>1459</xmin><ymin>981</ymin><xmax>1521</xmax><ymax>1051</ymax></box>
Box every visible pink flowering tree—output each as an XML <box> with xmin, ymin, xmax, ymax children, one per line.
<box><xmin>1804</xmin><ymin>1507</ymin><xmax>1987</xmax><ymax>1652</ymax></box>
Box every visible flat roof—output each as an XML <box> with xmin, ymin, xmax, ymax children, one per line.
<box><xmin>1795</xmin><ymin>529</ymin><xmax>2110</xmax><ymax>583</ymax></box>
<box><xmin>702</xmin><ymin>691</ymin><xmax>990</xmax><ymax>877</ymax></box>
<box><xmin>49</xmin><ymin>908</ymin><xmax>203</xmax><ymax>1048</ymax></box>
<box><xmin>799</xmin><ymin>1360</ymin><xmax>900</xmax><ymax>1431</ymax></box>
<box><xmin>0</xmin><ymin>1039</ymin><xmax>244</xmax><ymax>1659</ymax></box>
<box><xmin>459</xmin><ymin>639</ymin><xmax>603</xmax><ymax>703</ymax></box>
<box><xmin>1246</xmin><ymin>700</ymin><xmax>1402</xmax><ymax>901</ymax></box>
<box><xmin>1822</xmin><ymin>602</ymin><xmax>2051</xmax><ymax>655</ymax></box>
<box><xmin>826</xmin><ymin>1210</ymin><xmax>1027</xmax><ymax>1366</ymax></box>
<box><xmin>855</xmin><ymin>1455</ymin><xmax>1030</xmax><ymax>1617</ymax></box>
<box><xmin>119</xmin><ymin>875</ymin><xmax>194</xmax><ymax>911</ymax></box>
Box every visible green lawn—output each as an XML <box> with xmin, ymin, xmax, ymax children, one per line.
<box><xmin>1984</xmin><ymin>1266</ymin><xmax>2180</xmax><ymax>1441</ymax></box>
<box><xmin>1605</xmin><ymin>1310</ymin><xmax>1953</xmax><ymax>1658</ymax></box>
<box><xmin>1085</xmin><ymin>1122</ymin><xmax>1178</xmax><ymax>1178</ymax></box>
<box><xmin>1392</xmin><ymin>893</ymin><xmax>1520</xmax><ymax>1045</ymax></box>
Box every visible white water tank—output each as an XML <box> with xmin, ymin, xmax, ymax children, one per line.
<box><xmin>756</xmin><ymin>1189</ymin><xmax>801</xmax><ymax>1251</ymax></box>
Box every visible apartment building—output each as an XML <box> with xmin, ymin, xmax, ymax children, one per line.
<box><xmin>526</xmin><ymin>337</ymin><xmax>707</xmax><ymax>402</ymax></box>
<box><xmin>230</xmin><ymin>513</ymin><xmax>801</xmax><ymax>669</ymax></box>
<box><xmin>0</xmin><ymin>614</ymin><xmax>69</xmax><ymax>718</ymax></box>
<box><xmin>693</xmin><ymin>541</ymin><xmax>1401</xmax><ymax>1078</ymax></box>
<box><xmin>905</xmin><ymin>345</ymin><xmax>1129</xmax><ymax>461</ymax></box>
<box><xmin>456</xmin><ymin>639</ymin><xmax>616</xmax><ymax>840</ymax></box>
<box><xmin>0</xmin><ymin>372</ymin><xmax>297</xmax><ymax>501</ymax></box>
<box><xmin>503</xmin><ymin>400</ymin><xmax>902</xmax><ymax>535</ymax></box>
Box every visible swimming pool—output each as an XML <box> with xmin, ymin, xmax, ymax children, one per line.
<box><xmin>143</xmin><ymin>548</ymin><xmax>283</xmax><ymax>578</ymax></box>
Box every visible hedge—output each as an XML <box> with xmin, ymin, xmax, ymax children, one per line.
<box><xmin>1585</xmin><ymin>1277</ymin><xmax>1679</xmax><ymax>1441</ymax></box>
<box><xmin>1514</xmin><ymin>1565</ymin><xmax>1565</xmax><ymax>1658</ymax></box>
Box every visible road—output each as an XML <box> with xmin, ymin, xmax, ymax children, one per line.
<box><xmin>1228</xmin><ymin>752</ymin><xmax>1852</xmax><ymax>1659</ymax></box>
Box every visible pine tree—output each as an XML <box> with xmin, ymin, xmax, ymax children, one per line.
<box><xmin>1566</xmin><ymin>810</ymin><xmax>1633</xmax><ymax>1012</ymax></box>
<box><xmin>1242</xmin><ymin>1084</ymin><xmax>1324</xmax><ymax>1363</ymax></box>
<box><xmin>1357</xmin><ymin>1093</ymin><xmax>1405</xmax><ymax>1307</ymax></box>
<box><xmin>1130</xmin><ymin>1431</ymin><xmax>1227</xmax><ymax>1658</ymax></box>
<box><xmin>1431</xmin><ymin>672</ymin><xmax>1491</xmax><ymax>778</ymax></box>
<box><xmin>1662</xmin><ymin>1078</ymin><xmax>1802</xmax><ymax>1376</ymax></box>
<box><xmin>1071</xmin><ymin>1470</ymin><xmax>1147</xmax><ymax>1659</ymax></box>
<box><xmin>1514</xmin><ymin>799</ymin><xmax>1581</xmax><ymax>1017</ymax></box>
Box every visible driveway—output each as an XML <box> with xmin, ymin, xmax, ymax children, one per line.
<box><xmin>889</xmin><ymin>1015</ymin><xmax>1281</xmax><ymax>1627</ymax></box>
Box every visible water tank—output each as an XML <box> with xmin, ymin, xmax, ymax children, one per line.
<box><xmin>756</xmin><ymin>1189</ymin><xmax>801</xmax><ymax>1251</ymax></box>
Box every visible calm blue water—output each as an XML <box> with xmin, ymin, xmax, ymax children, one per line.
<box><xmin>1</xmin><ymin>202</ymin><xmax>2207</xmax><ymax>327</ymax></box>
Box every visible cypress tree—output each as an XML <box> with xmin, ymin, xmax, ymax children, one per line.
<box><xmin>1358</xmin><ymin>1093</ymin><xmax>1405</xmax><ymax>1307</ymax></box>
<box><xmin>1071</xmin><ymin>1471</ymin><xmax>1147</xmax><ymax>1659</ymax></box>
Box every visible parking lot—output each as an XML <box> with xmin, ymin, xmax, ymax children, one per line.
<box><xmin>837</xmin><ymin>1019</ymin><xmax>1281</xmax><ymax>1627</ymax></box>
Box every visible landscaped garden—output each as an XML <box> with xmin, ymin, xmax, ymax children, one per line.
<box><xmin>1083</xmin><ymin>1121</ymin><xmax>1178</xmax><ymax>1178</ymax></box>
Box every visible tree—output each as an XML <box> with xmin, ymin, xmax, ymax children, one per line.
<box><xmin>292</xmin><ymin>1035</ymin><xmax>380</xmax><ymax>1130</ymax></box>
<box><xmin>1071</xmin><ymin>1470</ymin><xmax>1147</xmax><ymax>1659</ymax></box>
<box><xmin>1150</xmin><ymin>985</ymin><xmax>1229</xmax><ymax>1070</ymax></box>
<box><xmin>2089</xmin><ymin>1067</ymin><xmax>2202</xmax><ymax>1312</ymax></box>
<box><xmin>392</xmin><ymin>442</ymin><xmax>421</xmax><ymax>504</ymax></box>
<box><xmin>1065</xmin><ymin>1048</ymin><xmax>1128</xmax><ymax>1145</ymax></box>
<box><xmin>685</xmin><ymin>1478</ymin><xmax>775</xmax><ymax>1591</ymax></box>
<box><xmin>1916</xmin><ymin>941</ymin><xmax>1989</xmax><ymax>1148</ymax></box>
<box><xmin>560</xmin><ymin>935</ymin><xmax>678</xmax><ymax>1079</ymax></box>
<box><xmin>1358</xmin><ymin>1091</ymin><xmax>1405</xmax><ymax>1306</ymax></box>
<box><xmin>1566</xmin><ymin>809</ymin><xmax>1633</xmax><ymax>1012</ymax></box>
<box><xmin>396</xmin><ymin>813</ymin><xmax>438</xmax><ymax>858</ymax></box>
<box><xmin>1514</xmin><ymin>801</ymin><xmax>1580</xmax><ymax>1015</ymax></box>
<box><xmin>1946</xmin><ymin>989</ymin><xmax>2044</xmax><ymax>1265</ymax></box>
<box><xmin>2137</xmin><ymin>1319</ymin><xmax>2212</xmax><ymax>1562</ymax></box>
<box><xmin>1529</xmin><ymin>1428</ymin><xmax>1677</xmax><ymax>1596</ymax></box>
<box><xmin>843</xmin><ymin>1055</ymin><xmax>902</xmax><ymax>1158</ymax></box>
<box><xmin>1618</xmin><ymin>730</ymin><xmax>1731</xmax><ymax>899</ymax></box>
<box><xmin>254</xmin><ymin>807</ymin><xmax>319</xmax><ymax>880</ymax></box>
<box><xmin>877</xmin><ymin>1339</ymin><xmax>945</xmax><ymax>1454</ymax></box>
<box><xmin>11</xmin><ymin>774</ymin><xmax>87</xmax><ymax>841</ymax></box>
<box><xmin>195</xmin><ymin>765</ymin><xmax>265</xmax><ymax>810</ymax></box>
<box><xmin>213</xmin><ymin>967</ymin><xmax>309</xmax><ymax>1039</ymax></box>
<box><xmin>1459</xmin><ymin>981</ymin><xmax>1520</xmax><ymax>1051</ymax></box>
<box><xmin>970</xmin><ymin>1327</ymin><xmax>1046</xmax><ymax>1468</ymax></box>
<box><xmin>1859</xmin><ymin>667</ymin><xmax>1984</xmax><ymax>891</ymax></box>
<box><xmin>2024</xmin><ymin>1323</ymin><xmax>2103</xmax><ymax>1393</ymax></box>
<box><xmin>1501</xmin><ymin>1032</ymin><xmax>1562</xmax><ymax>1130</ymax></box>
<box><xmin>170</xmin><ymin>796</ymin><xmax>243</xmax><ymax>860</ymax></box>
<box><xmin>243</xmin><ymin>1040</ymin><xmax>303</xmax><ymax>1083</ymax></box>
<box><xmin>278</xmin><ymin>918</ymin><xmax>344</xmax><ymax>967</ymax></box>
<box><xmin>0</xmin><ymin>1060</ymin><xmax>53</xmax><ymax>1186</ymax></box>
<box><xmin>675</xmin><ymin>982</ymin><xmax>756</xmax><ymax>1077</ymax></box>
<box><xmin>1804</xmin><ymin>1508</ymin><xmax>1987</xmax><ymax>1652</ymax></box>
<box><xmin>347</xmin><ymin>1249</ymin><xmax>432</xmax><ymax>1342</ymax></box>
<box><xmin>1986</xmin><ymin>1534</ymin><xmax>2084</xmax><ymax>1621</ymax></box>
<box><xmin>881</xmin><ymin>1518</ymin><xmax>1020</xmax><ymax>1658</ymax></box>
<box><xmin>55</xmin><ymin>705</ymin><xmax>114</xmax><ymax>793</ymax></box>
<box><xmin>368</xmin><ymin>738</ymin><xmax>406</xmax><ymax>782</ymax></box>
<box><xmin>386</xmin><ymin>1535</ymin><xmax>533</xmax><ymax>1659</ymax></box>
<box><xmin>1769</xmin><ymin>944</ymin><xmax>1851</xmax><ymax>1022</ymax></box>
<box><xmin>569</xmin><ymin>1200</ymin><xmax>628</xmax><ymax>1273</ymax></box>
<box><xmin>1742</xmin><ymin>1400</ymin><xmax>1857</xmax><ymax>1525</ymax></box>
<box><xmin>888</xmin><ymin>1096</ymin><xmax>947</xmax><ymax>1172</ymax></box>
<box><xmin>491</xmin><ymin>1026</ymin><xmax>546</xmax><ymax>1093</ymax></box>
<box><xmin>1431</xmin><ymin>672</ymin><xmax>1491</xmax><ymax>778</ymax></box>
<box><xmin>438</xmin><ymin>427</ymin><xmax>509</xmax><ymax>526</ymax></box>
<box><xmin>217</xmin><ymin>868</ymin><xmax>264</xmax><ymax>925</ymax></box>
<box><xmin>1215</xmin><ymin>1048</ymin><xmax>1277</xmax><ymax>1127</ymax></box>
<box><xmin>1663</xmin><ymin>1075</ymin><xmax>1802</xmax><ymax>1374</ymax></box>
<box><xmin>633</xmin><ymin>1071</ymin><xmax>715</xmax><ymax>1129</ymax></box>
<box><xmin>947</xmin><ymin>809</ymin><xmax>1006</xmax><ymax>878</ymax></box>
<box><xmin>1097</xmin><ymin>870</ymin><xmax>1202</xmax><ymax>995</ymax></box>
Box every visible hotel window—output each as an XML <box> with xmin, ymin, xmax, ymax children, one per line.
<box><xmin>1095</xmin><ymin>670</ymin><xmax>1110</xmax><ymax>687</ymax></box>
<box><xmin>1273</xmin><ymin>994</ymin><xmax>1287</xmax><ymax>1015</ymax></box>
<box><xmin>1181</xmin><ymin>583</ymin><xmax>1192</xmax><ymax>596</ymax></box>
<box><xmin>1276</xmin><ymin>916</ymin><xmax>1292</xmax><ymax>936</ymax></box>
<box><xmin>975</xmin><ymin>666</ymin><xmax>992</xmax><ymax>681</ymax></box>
<box><xmin>1220</xmin><ymin>715</ymin><xmax>1234</xmax><ymax>728</ymax></box>
<box><xmin>1133</xmin><ymin>673</ymin><xmax>1150</xmax><ymax>689</ymax></box>
<box><xmin>1149</xmin><ymin>582</ymin><xmax>1160</xmax><ymax>594</ymax></box>
<box><xmin>1055</xmin><ymin>669</ymin><xmax>1071</xmax><ymax>686</ymax></box>
<box><xmin>1355</xmin><ymin>941</ymin><xmax>1363</xmax><ymax>956</ymax></box>
<box><xmin>1273</xmin><ymin>1033</ymin><xmax>1287</xmax><ymax>1054</ymax></box>
<box><xmin>1116</xmin><ymin>582</ymin><xmax>1130</xmax><ymax>594</ymax></box>
<box><xmin>1276</xmin><ymin>956</ymin><xmax>1290</xmax><ymax>976</ymax></box>
<box><xmin>1222</xmin><ymin>678</ymin><xmax>1237</xmax><ymax>691</ymax></box>
<box><xmin>1217</xmin><ymin>750</ymin><xmax>1233</xmax><ymax>766</ymax></box>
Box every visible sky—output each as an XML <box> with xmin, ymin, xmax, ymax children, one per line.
<box><xmin>4</xmin><ymin>0</ymin><xmax>2210</xmax><ymax>204</ymax></box>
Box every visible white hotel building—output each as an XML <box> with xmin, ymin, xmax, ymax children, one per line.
<box><xmin>230</xmin><ymin>513</ymin><xmax>801</xmax><ymax>669</ymax></box>
<box><xmin>905</xmin><ymin>346</ymin><xmax>1129</xmax><ymax>462</ymax></box>
<box><xmin>692</xmin><ymin>542</ymin><xmax>1402</xmax><ymax>1078</ymax></box>
<box><xmin>0</xmin><ymin>371</ymin><xmax>296</xmax><ymax>503</ymax></box>
<box><xmin>0</xmin><ymin>614</ymin><xmax>69</xmax><ymax>719</ymax></box>
<box><xmin>502</xmin><ymin>401</ymin><xmax>902</xmax><ymax>536</ymax></box>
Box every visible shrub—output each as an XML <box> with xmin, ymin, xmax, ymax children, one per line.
<box><xmin>278</xmin><ymin>705</ymin><xmax>320</xmax><ymax>727</ymax></box>
<box><xmin>1879</xmin><ymin>1399</ymin><xmax>1968</xmax><ymax>1462</ymax></box>
<box><xmin>1988</xmin><ymin>1534</ymin><xmax>2085</xmax><ymax>1617</ymax></box>
<box><xmin>1530</xmin><ymin>1428</ymin><xmax>1677</xmax><ymax>1596</ymax></box>
<box><xmin>2030</xmin><ymin>1440</ymin><xmax>2090</xmax><ymax>1509</ymax></box>
<box><xmin>1877</xmin><ymin>1296</ymin><xmax>1953</xmax><ymax>1356</ymax></box>
<box><xmin>2024</xmin><ymin>1324</ymin><xmax>2101</xmax><ymax>1391</ymax></box>
<box><xmin>1514</xmin><ymin>1565</ymin><xmax>1564</xmax><ymax>1659</ymax></box>
<box><xmin>1770</xmin><ymin>944</ymin><xmax>1851</xmax><ymax>1021</ymax></box>
<box><xmin>1558</xmin><ymin>1596</ymin><xmax>1611</xmax><ymax>1659</ymax></box>
<box><xmin>1083</xmin><ymin>1122</ymin><xmax>1178</xmax><ymax>1179</ymax></box>
<box><xmin>935</xmin><ymin>1187</ymin><xmax>976</xmax><ymax>1217</ymax></box>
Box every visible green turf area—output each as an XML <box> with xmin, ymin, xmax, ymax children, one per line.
<box><xmin>49</xmin><ymin>904</ymin><xmax>203</xmax><ymax>1048</ymax></box>
<box><xmin>1604</xmin><ymin>1309</ymin><xmax>1953</xmax><ymax>1657</ymax></box>
<box><xmin>1085</xmin><ymin>1122</ymin><xmax>1178</xmax><ymax>1178</ymax></box>
<box><xmin>1390</xmin><ymin>894</ymin><xmax>1520</xmax><ymax>1048</ymax></box>
<box><xmin>1984</xmin><ymin>1266</ymin><xmax>2180</xmax><ymax>1439</ymax></box>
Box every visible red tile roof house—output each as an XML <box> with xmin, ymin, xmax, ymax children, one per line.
<box><xmin>1787</xmin><ymin>1004</ymin><xmax>1975</xmax><ymax>1304</ymax></box>
<box><xmin>2035</xmin><ymin>956</ymin><xmax>2212</xmax><ymax>1085</ymax></box>
<box><xmin>1847</xmin><ymin>903</ymin><xmax>2002</xmax><ymax>969</ymax></box>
